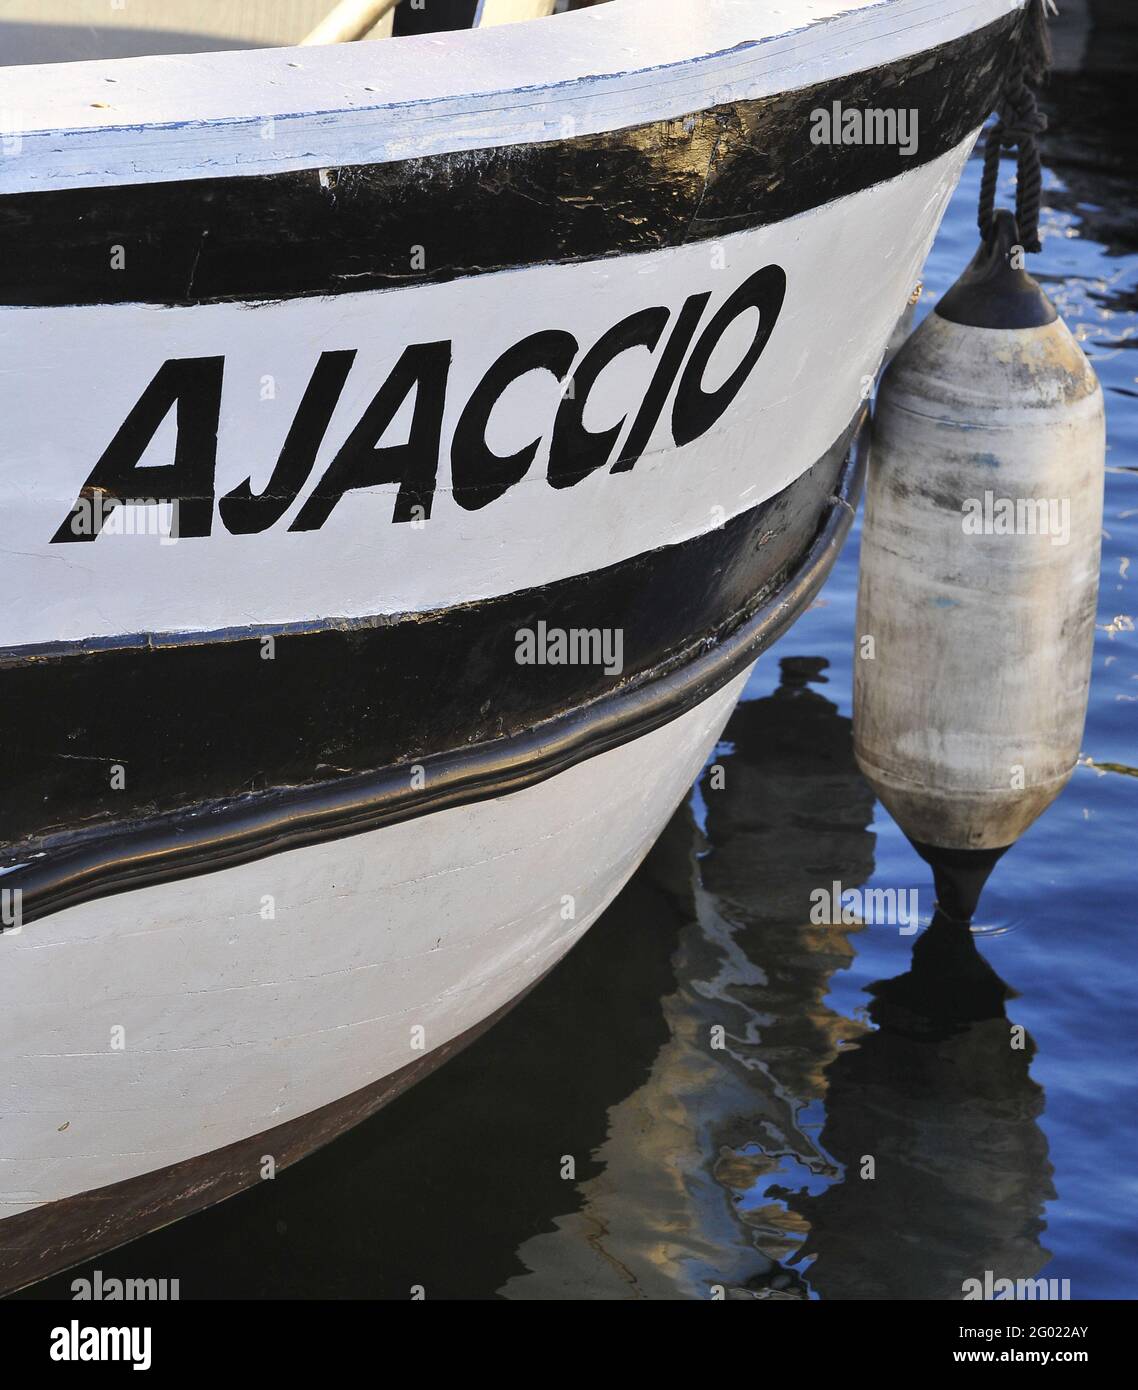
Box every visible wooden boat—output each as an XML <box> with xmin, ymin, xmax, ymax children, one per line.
<box><xmin>0</xmin><ymin>0</ymin><xmax>1027</xmax><ymax>1292</ymax></box>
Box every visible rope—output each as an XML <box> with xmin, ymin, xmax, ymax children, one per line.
<box><xmin>977</xmin><ymin>0</ymin><xmax>1054</xmax><ymax>254</ymax></box>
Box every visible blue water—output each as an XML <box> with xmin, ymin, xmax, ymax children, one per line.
<box><xmin>730</xmin><ymin>77</ymin><xmax>1138</xmax><ymax>1297</ymax></box>
<box><xmin>16</xmin><ymin>31</ymin><xmax>1136</xmax><ymax>1303</ymax></box>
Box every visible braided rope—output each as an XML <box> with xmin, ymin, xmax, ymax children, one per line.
<box><xmin>977</xmin><ymin>0</ymin><xmax>1054</xmax><ymax>254</ymax></box>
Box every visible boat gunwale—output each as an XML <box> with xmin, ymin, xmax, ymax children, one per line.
<box><xmin>0</xmin><ymin>0</ymin><xmax>1025</xmax><ymax>195</ymax></box>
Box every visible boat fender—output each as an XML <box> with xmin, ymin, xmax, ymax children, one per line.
<box><xmin>853</xmin><ymin>206</ymin><xmax>1105</xmax><ymax>920</ymax></box>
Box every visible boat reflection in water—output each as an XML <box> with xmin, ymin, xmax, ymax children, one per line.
<box><xmin>786</xmin><ymin>911</ymin><xmax>1055</xmax><ymax>1301</ymax></box>
<box><xmin>22</xmin><ymin>656</ymin><xmax>1057</xmax><ymax>1299</ymax></box>
<box><xmin>507</xmin><ymin>656</ymin><xmax>1055</xmax><ymax>1299</ymax></box>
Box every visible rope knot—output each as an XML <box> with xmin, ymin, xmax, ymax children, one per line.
<box><xmin>977</xmin><ymin>0</ymin><xmax>1052</xmax><ymax>256</ymax></box>
<box><xmin>992</xmin><ymin>100</ymin><xmax>1048</xmax><ymax>149</ymax></box>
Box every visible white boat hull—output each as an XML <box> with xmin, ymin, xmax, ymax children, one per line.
<box><xmin>0</xmin><ymin>0</ymin><xmax>1029</xmax><ymax>1288</ymax></box>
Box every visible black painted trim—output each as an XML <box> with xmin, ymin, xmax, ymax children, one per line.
<box><xmin>0</xmin><ymin>415</ymin><xmax>866</xmax><ymax>926</ymax></box>
<box><xmin>0</xmin><ymin>15</ymin><xmax>1019</xmax><ymax>306</ymax></box>
<box><xmin>0</xmin><ymin>423</ymin><xmax>851</xmax><ymax>848</ymax></box>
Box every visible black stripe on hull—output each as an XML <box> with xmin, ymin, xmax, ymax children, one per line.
<box><xmin>0</xmin><ymin>415</ymin><xmax>866</xmax><ymax>925</ymax></box>
<box><xmin>0</xmin><ymin>15</ymin><xmax>1019</xmax><ymax>307</ymax></box>
<box><xmin>1</xmin><ymin>424</ymin><xmax>852</xmax><ymax>849</ymax></box>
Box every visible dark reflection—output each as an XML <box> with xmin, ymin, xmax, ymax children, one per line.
<box><xmin>787</xmin><ymin>913</ymin><xmax>1055</xmax><ymax>1300</ymax></box>
<box><xmin>685</xmin><ymin>656</ymin><xmax>876</xmax><ymax>1297</ymax></box>
<box><xmin>1043</xmin><ymin>5</ymin><xmax>1138</xmax><ymax>302</ymax></box>
<box><xmin>698</xmin><ymin>658</ymin><xmax>1053</xmax><ymax>1299</ymax></box>
<box><xmin>502</xmin><ymin>657</ymin><xmax>878</xmax><ymax>1297</ymax></box>
<box><xmin>15</xmin><ymin>829</ymin><xmax>688</xmax><ymax>1299</ymax></box>
<box><xmin>509</xmin><ymin>655</ymin><xmax>1055</xmax><ymax>1300</ymax></box>
<box><xmin>17</xmin><ymin>658</ymin><xmax>1054</xmax><ymax>1300</ymax></box>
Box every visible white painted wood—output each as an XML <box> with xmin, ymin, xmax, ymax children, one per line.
<box><xmin>0</xmin><ymin>141</ymin><xmax>971</xmax><ymax>647</ymax></box>
<box><xmin>854</xmin><ymin>311</ymin><xmax>1105</xmax><ymax>849</ymax></box>
<box><xmin>0</xmin><ymin>671</ymin><xmax>748</xmax><ymax>1213</ymax></box>
<box><xmin>477</xmin><ymin>0</ymin><xmax>558</xmax><ymax>26</ymax></box>
<box><xmin>300</xmin><ymin>0</ymin><xmax>401</xmax><ymax>45</ymax></box>
<box><xmin>0</xmin><ymin>1</ymin><xmax>1023</xmax><ymax>194</ymax></box>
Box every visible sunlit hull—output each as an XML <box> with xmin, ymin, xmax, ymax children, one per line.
<box><xmin>0</xmin><ymin>0</ymin><xmax>1022</xmax><ymax>1291</ymax></box>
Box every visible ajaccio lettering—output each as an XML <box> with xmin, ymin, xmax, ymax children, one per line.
<box><xmin>52</xmin><ymin>264</ymin><xmax>786</xmax><ymax>542</ymax></box>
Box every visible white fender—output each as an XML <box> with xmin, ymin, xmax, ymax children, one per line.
<box><xmin>854</xmin><ymin>238</ymin><xmax>1105</xmax><ymax>854</ymax></box>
